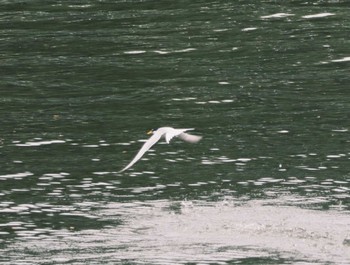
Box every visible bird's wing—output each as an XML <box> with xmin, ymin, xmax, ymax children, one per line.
<box><xmin>165</xmin><ymin>131</ymin><xmax>179</xmax><ymax>143</ymax></box>
<box><xmin>119</xmin><ymin>133</ymin><xmax>163</xmax><ymax>172</ymax></box>
<box><xmin>165</xmin><ymin>128</ymin><xmax>194</xmax><ymax>143</ymax></box>
<box><xmin>178</xmin><ymin>132</ymin><xmax>202</xmax><ymax>143</ymax></box>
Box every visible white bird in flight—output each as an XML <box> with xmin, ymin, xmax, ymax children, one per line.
<box><xmin>119</xmin><ymin>127</ymin><xmax>202</xmax><ymax>172</ymax></box>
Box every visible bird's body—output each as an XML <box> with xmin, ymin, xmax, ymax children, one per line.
<box><xmin>119</xmin><ymin>127</ymin><xmax>202</xmax><ymax>172</ymax></box>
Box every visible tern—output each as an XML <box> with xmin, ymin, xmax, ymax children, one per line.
<box><xmin>119</xmin><ymin>127</ymin><xmax>202</xmax><ymax>172</ymax></box>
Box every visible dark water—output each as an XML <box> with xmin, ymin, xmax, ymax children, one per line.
<box><xmin>1</xmin><ymin>1</ymin><xmax>350</xmax><ymax>264</ymax></box>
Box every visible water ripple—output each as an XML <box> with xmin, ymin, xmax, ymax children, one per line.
<box><xmin>302</xmin><ymin>13</ymin><xmax>335</xmax><ymax>19</ymax></box>
<box><xmin>0</xmin><ymin>172</ymin><xmax>33</xmax><ymax>180</ymax></box>
<box><xmin>14</xmin><ymin>139</ymin><xmax>66</xmax><ymax>147</ymax></box>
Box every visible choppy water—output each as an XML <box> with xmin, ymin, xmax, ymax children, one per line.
<box><xmin>1</xmin><ymin>1</ymin><xmax>349</xmax><ymax>264</ymax></box>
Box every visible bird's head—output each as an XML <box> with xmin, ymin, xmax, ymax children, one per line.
<box><xmin>147</xmin><ymin>129</ymin><xmax>155</xmax><ymax>135</ymax></box>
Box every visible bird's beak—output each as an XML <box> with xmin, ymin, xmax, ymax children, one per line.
<box><xmin>147</xmin><ymin>130</ymin><xmax>153</xmax><ymax>135</ymax></box>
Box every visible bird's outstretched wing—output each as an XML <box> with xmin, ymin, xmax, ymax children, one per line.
<box><xmin>119</xmin><ymin>133</ymin><xmax>163</xmax><ymax>172</ymax></box>
<box><xmin>165</xmin><ymin>128</ymin><xmax>194</xmax><ymax>143</ymax></box>
<box><xmin>165</xmin><ymin>131</ymin><xmax>180</xmax><ymax>143</ymax></box>
<box><xmin>178</xmin><ymin>132</ymin><xmax>202</xmax><ymax>143</ymax></box>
